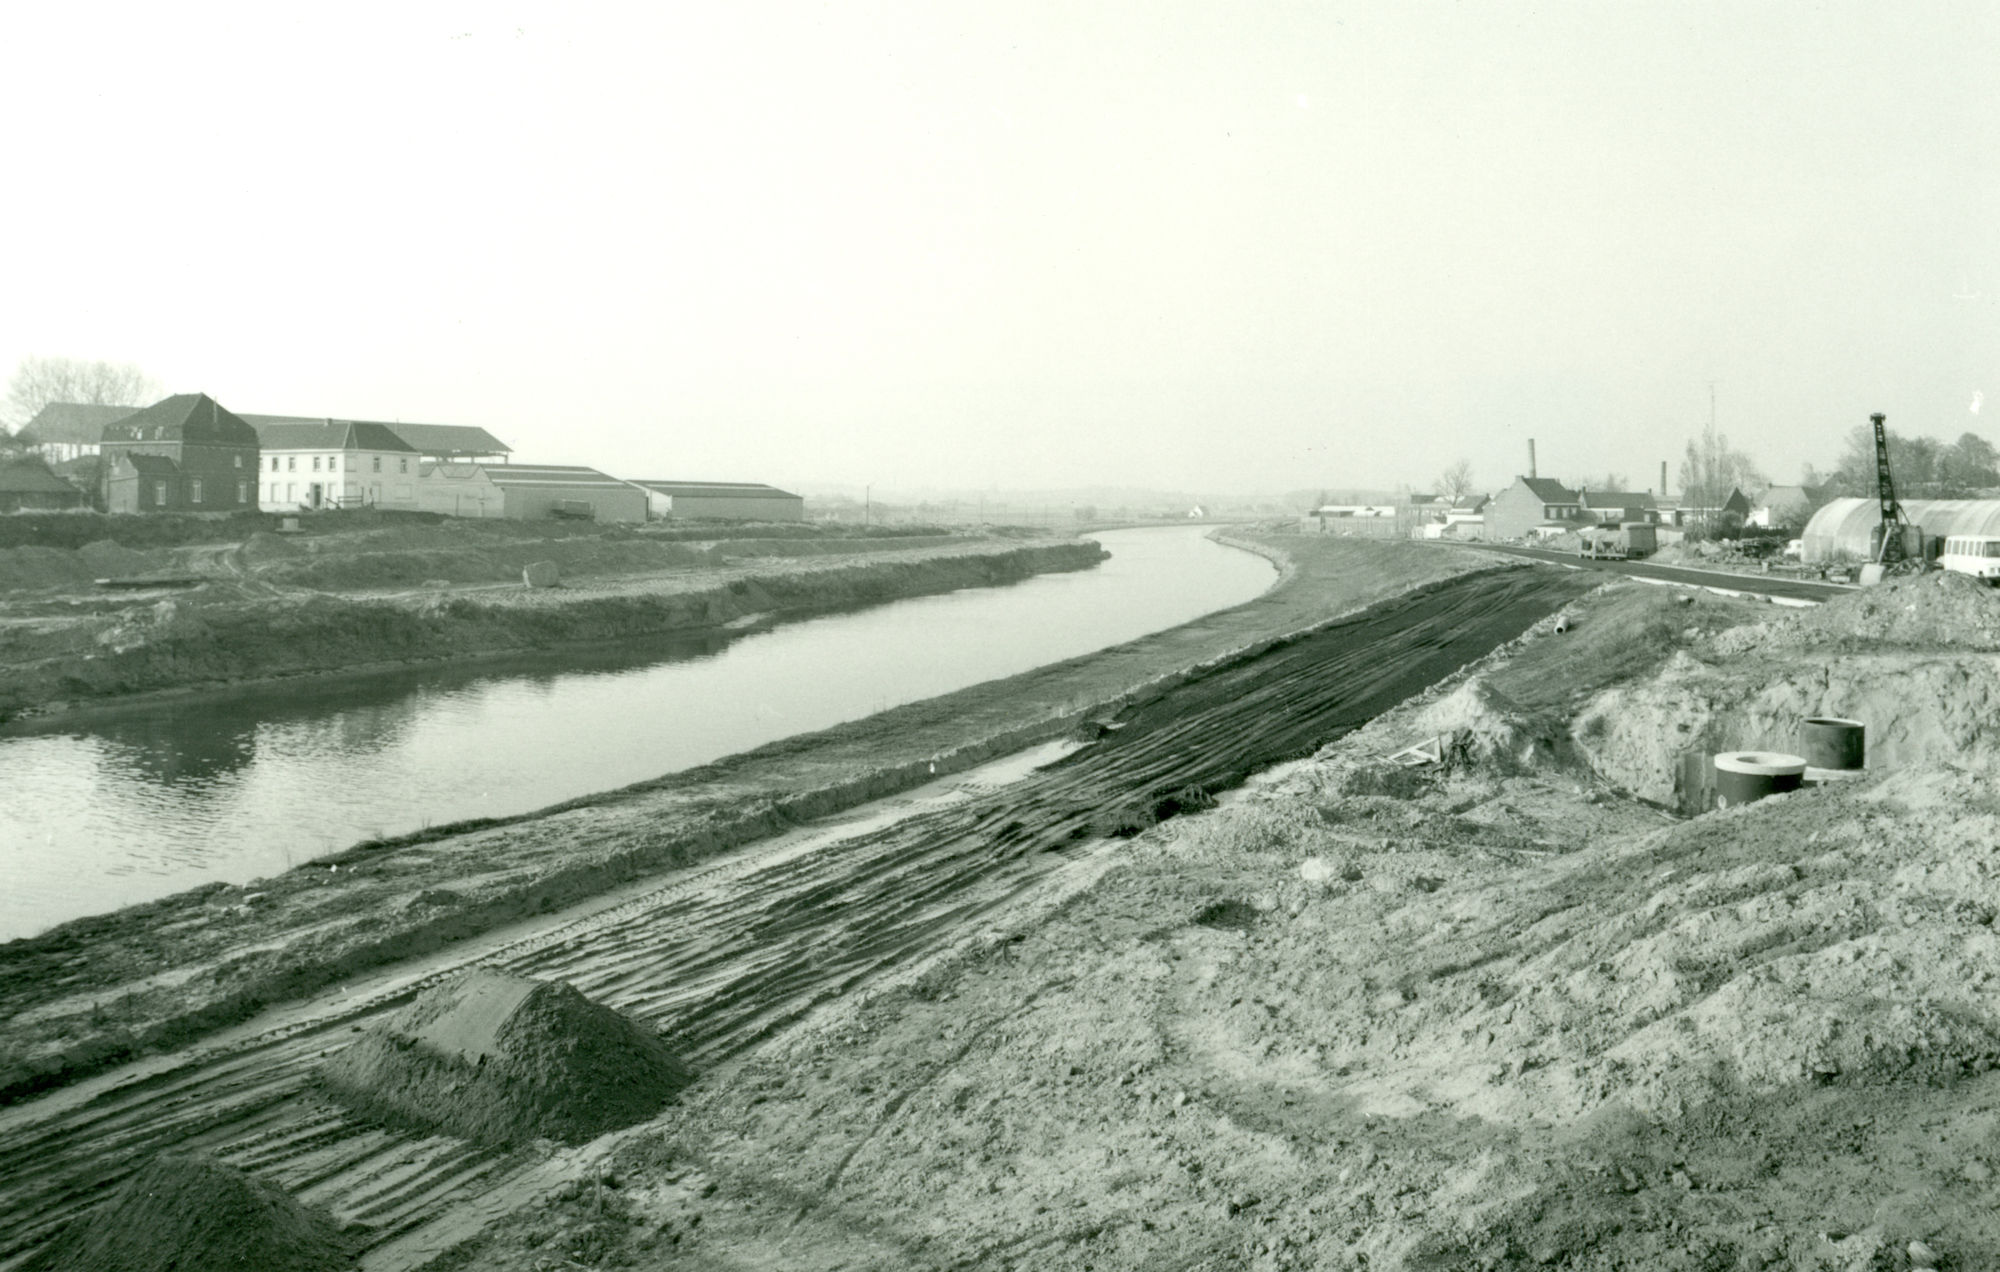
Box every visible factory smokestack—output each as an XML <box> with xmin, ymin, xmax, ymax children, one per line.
<box><xmin>1528</xmin><ymin>439</ymin><xmax>1537</xmax><ymax>479</ymax></box>
<box><xmin>1661</xmin><ymin>461</ymin><xmax>1668</xmax><ymax>497</ymax></box>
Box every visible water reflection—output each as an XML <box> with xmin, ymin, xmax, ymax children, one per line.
<box><xmin>0</xmin><ymin>528</ymin><xmax>1275</xmax><ymax>938</ymax></box>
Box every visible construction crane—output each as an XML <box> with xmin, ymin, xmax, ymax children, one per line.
<box><xmin>1870</xmin><ymin>411</ymin><xmax>1914</xmax><ymax>566</ymax></box>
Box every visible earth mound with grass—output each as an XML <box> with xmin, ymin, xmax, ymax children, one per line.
<box><xmin>319</xmin><ymin>970</ymin><xmax>694</xmax><ymax>1146</ymax></box>
<box><xmin>43</xmin><ymin>1152</ymin><xmax>354</xmax><ymax>1272</ymax></box>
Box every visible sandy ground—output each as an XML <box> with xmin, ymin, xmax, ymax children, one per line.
<box><xmin>432</xmin><ymin>576</ymin><xmax>2000</xmax><ymax>1272</ymax></box>
<box><xmin>17</xmin><ymin>545</ymin><xmax>2000</xmax><ymax>1270</ymax></box>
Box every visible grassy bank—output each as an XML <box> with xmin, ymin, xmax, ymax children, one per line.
<box><xmin>0</xmin><ymin>537</ymin><xmax>1104</xmax><ymax>720</ymax></box>
<box><xmin>0</xmin><ymin>531</ymin><xmax>1508</xmax><ymax>1100</ymax></box>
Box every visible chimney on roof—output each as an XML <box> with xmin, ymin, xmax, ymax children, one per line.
<box><xmin>1527</xmin><ymin>438</ymin><xmax>1537</xmax><ymax>479</ymax></box>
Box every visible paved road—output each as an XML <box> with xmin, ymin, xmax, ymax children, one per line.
<box><xmin>1465</xmin><ymin>543</ymin><xmax>1852</xmax><ymax>604</ymax></box>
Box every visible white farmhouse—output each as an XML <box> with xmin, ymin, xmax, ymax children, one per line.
<box><xmin>245</xmin><ymin>418</ymin><xmax>422</xmax><ymax>511</ymax></box>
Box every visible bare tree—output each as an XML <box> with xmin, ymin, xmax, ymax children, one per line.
<box><xmin>1437</xmin><ymin>459</ymin><xmax>1476</xmax><ymax>501</ymax></box>
<box><xmin>3</xmin><ymin>356</ymin><xmax>159</xmax><ymax>432</ymax></box>
<box><xmin>1678</xmin><ymin>418</ymin><xmax>1764</xmax><ymax>525</ymax></box>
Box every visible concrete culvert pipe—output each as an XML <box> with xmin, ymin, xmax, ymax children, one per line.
<box><xmin>1713</xmin><ymin>751</ymin><xmax>1807</xmax><ymax>809</ymax></box>
<box><xmin>1799</xmin><ymin>717</ymin><xmax>1866</xmax><ymax>772</ymax></box>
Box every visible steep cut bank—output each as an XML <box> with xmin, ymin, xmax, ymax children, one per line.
<box><xmin>0</xmin><ymin>538</ymin><xmax>1105</xmax><ymax>720</ymax></box>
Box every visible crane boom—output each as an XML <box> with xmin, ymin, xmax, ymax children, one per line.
<box><xmin>1872</xmin><ymin>411</ymin><xmax>1908</xmax><ymax>564</ymax></box>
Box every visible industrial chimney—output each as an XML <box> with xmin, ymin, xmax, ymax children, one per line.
<box><xmin>1661</xmin><ymin>461</ymin><xmax>1668</xmax><ymax>497</ymax></box>
<box><xmin>1528</xmin><ymin>439</ymin><xmax>1537</xmax><ymax>479</ymax></box>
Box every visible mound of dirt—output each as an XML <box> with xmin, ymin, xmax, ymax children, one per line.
<box><xmin>319</xmin><ymin>970</ymin><xmax>694</xmax><ymax>1146</ymax></box>
<box><xmin>1412</xmin><ymin>675</ymin><xmax>1557</xmax><ymax>770</ymax></box>
<box><xmin>1725</xmin><ymin>570</ymin><xmax>2000</xmax><ymax>654</ymax></box>
<box><xmin>43</xmin><ymin>1152</ymin><xmax>354</xmax><ymax>1272</ymax></box>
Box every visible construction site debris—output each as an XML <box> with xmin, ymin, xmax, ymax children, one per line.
<box><xmin>318</xmin><ymin>970</ymin><xmax>694</xmax><ymax>1146</ymax></box>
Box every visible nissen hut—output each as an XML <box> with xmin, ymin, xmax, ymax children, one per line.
<box><xmin>1801</xmin><ymin>497</ymin><xmax>2000</xmax><ymax>564</ymax></box>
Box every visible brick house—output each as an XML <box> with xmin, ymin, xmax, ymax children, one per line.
<box><xmin>100</xmin><ymin>394</ymin><xmax>260</xmax><ymax>514</ymax></box>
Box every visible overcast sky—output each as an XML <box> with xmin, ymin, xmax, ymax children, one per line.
<box><xmin>3</xmin><ymin>2</ymin><xmax>1994</xmax><ymax>497</ymax></box>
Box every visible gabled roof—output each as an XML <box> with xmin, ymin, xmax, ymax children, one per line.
<box><xmin>631</xmin><ymin>480</ymin><xmax>801</xmax><ymax>500</ymax></box>
<box><xmin>424</xmin><ymin>462</ymin><xmax>628</xmax><ymax>489</ymax></box>
<box><xmin>102</xmin><ymin>394</ymin><xmax>259</xmax><ymax>447</ymax></box>
<box><xmin>1753</xmin><ymin>484</ymin><xmax>1815</xmax><ymax>507</ymax></box>
<box><xmin>1517</xmin><ymin>476</ymin><xmax>1579</xmax><ymax>503</ymax></box>
<box><xmin>1580</xmin><ymin>489</ymin><xmax>1655</xmax><ymax>508</ymax></box>
<box><xmin>0</xmin><ymin>457</ymin><xmax>81</xmax><ymax>494</ymax></box>
<box><xmin>114</xmin><ymin>452</ymin><xmax>181</xmax><ymax>475</ymax></box>
<box><xmin>245</xmin><ymin>418</ymin><xmax>417</xmax><ymax>453</ymax></box>
<box><xmin>384</xmin><ymin>422</ymin><xmax>510</xmax><ymax>457</ymax></box>
<box><xmin>242</xmin><ymin>415</ymin><xmax>508</xmax><ymax>458</ymax></box>
<box><xmin>16</xmin><ymin>402</ymin><xmax>140</xmax><ymax>445</ymax></box>
<box><xmin>1450</xmin><ymin>494</ymin><xmax>1489</xmax><ymax>512</ymax></box>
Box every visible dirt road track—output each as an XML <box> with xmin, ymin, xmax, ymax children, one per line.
<box><xmin>0</xmin><ymin>564</ymin><xmax>1593</xmax><ymax>1269</ymax></box>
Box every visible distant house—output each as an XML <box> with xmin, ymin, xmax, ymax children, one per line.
<box><xmin>1681</xmin><ymin>486</ymin><xmax>1753</xmax><ymax>526</ymax></box>
<box><xmin>1746</xmin><ymin>484</ymin><xmax>1819</xmax><ymax>530</ymax></box>
<box><xmin>245</xmin><ymin>418</ymin><xmax>422</xmax><ymax>512</ymax></box>
<box><xmin>14</xmin><ymin>403</ymin><xmax>140</xmax><ymax>463</ymax></box>
<box><xmin>100</xmin><ymin>394</ymin><xmax>260</xmax><ymax>514</ymax></box>
<box><xmin>629</xmin><ymin>480</ymin><xmax>805</xmax><ymax>522</ymax></box>
<box><xmin>1578</xmin><ymin>489</ymin><xmax>1658</xmax><ymax>524</ymax></box>
<box><xmin>416</xmin><ymin>462</ymin><xmax>647</xmax><ymax>522</ymax></box>
<box><xmin>1484</xmin><ymin>477</ymin><xmax>1584</xmax><ymax>540</ymax></box>
<box><xmin>0</xmin><ymin>456</ymin><xmax>86</xmax><ymax>512</ymax></box>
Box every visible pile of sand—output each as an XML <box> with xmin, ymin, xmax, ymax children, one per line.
<box><xmin>43</xmin><ymin>1153</ymin><xmax>354</xmax><ymax>1272</ymax></box>
<box><xmin>1411</xmin><ymin>676</ymin><xmax>1557</xmax><ymax>770</ymax></box>
<box><xmin>319</xmin><ymin>970</ymin><xmax>694</xmax><ymax>1146</ymax></box>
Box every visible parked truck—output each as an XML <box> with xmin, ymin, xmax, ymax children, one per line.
<box><xmin>1579</xmin><ymin>521</ymin><xmax>1657</xmax><ymax>560</ymax></box>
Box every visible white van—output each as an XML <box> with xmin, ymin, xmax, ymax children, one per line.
<box><xmin>1940</xmin><ymin>535</ymin><xmax>2000</xmax><ymax>582</ymax></box>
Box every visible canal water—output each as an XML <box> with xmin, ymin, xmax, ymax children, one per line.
<box><xmin>0</xmin><ymin>526</ymin><xmax>1274</xmax><ymax>939</ymax></box>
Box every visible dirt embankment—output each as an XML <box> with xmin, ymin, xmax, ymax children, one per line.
<box><xmin>0</xmin><ymin>533</ymin><xmax>1495</xmax><ymax>1106</ymax></box>
<box><xmin>0</xmin><ymin>534</ymin><xmax>1105</xmax><ymax>720</ymax></box>
<box><xmin>423</xmin><ymin>576</ymin><xmax>2000</xmax><ymax>1272</ymax></box>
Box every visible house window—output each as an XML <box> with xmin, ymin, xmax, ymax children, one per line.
<box><xmin>153</xmin><ymin>481</ymin><xmax>169</xmax><ymax>505</ymax></box>
<box><xmin>234</xmin><ymin>454</ymin><xmax>243</xmax><ymax>468</ymax></box>
<box><xmin>372</xmin><ymin>456</ymin><xmax>382</xmax><ymax>472</ymax></box>
<box><xmin>237</xmin><ymin>479</ymin><xmax>249</xmax><ymax>504</ymax></box>
<box><xmin>190</xmin><ymin>479</ymin><xmax>203</xmax><ymax>504</ymax></box>
<box><xmin>287</xmin><ymin>456</ymin><xmax>296</xmax><ymax>471</ymax></box>
<box><xmin>399</xmin><ymin>458</ymin><xmax>409</xmax><ymax>473</ymax></box>
<box><xmin>312</xmin><ymin>456</ymin><xmax>321</xmax><ymax>471</ymax></box>
<box><xmin>286</xmin><ymin>483</ymin><xmax>295</xmax><ymax>501</ymax></box>
<box><xmin>270</xmin><ymin>456</ymin><xmax>279</xmax><ymax>472</ymax></box>
<box><xmin>329</xmin><ymin>455</ymin><xmax>339</xmax><ymax>472</ymax></box>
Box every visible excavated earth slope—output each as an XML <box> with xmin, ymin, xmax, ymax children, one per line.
<box><xmin>437</xmin><ymin>578</ymin><xmax>2000</xmax><ymax>1272</ymax></box>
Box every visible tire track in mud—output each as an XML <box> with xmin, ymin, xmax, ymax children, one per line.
<box><xmin>0</xmin><ymin>565</ymin><xmax>1590</xmax><ymax>1269</ymax></box>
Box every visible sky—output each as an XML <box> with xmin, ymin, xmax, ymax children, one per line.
<box><xmin>2</xmin><ymin>2</ymin><xmax>1995</xmax><ymax>498</ymax></box>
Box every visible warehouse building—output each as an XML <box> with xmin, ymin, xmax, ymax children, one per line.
<box><xmin>1801</xmin><ymin>497</ymin><xmax>2000</xmax><ymax>564</ymax></box>
<box><xmin>13</xmin><ymin>403</ymin><xmax>140</xmax><ymax>463</ymax></box>
<box><xmin>629</xmin><ymin>480</ymin><xmax>805</xmax><ymax>522</ymax></box>
<box><xmin>416</xmin><ymin>462</ymin><xmax>648</xmax><ymax>522</ymax></box>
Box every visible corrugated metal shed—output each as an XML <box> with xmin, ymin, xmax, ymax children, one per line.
<box><xmin>1801</xmin><ymin>497</ymin><xmax>2000</xmax><ymax>563</ymax></box>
